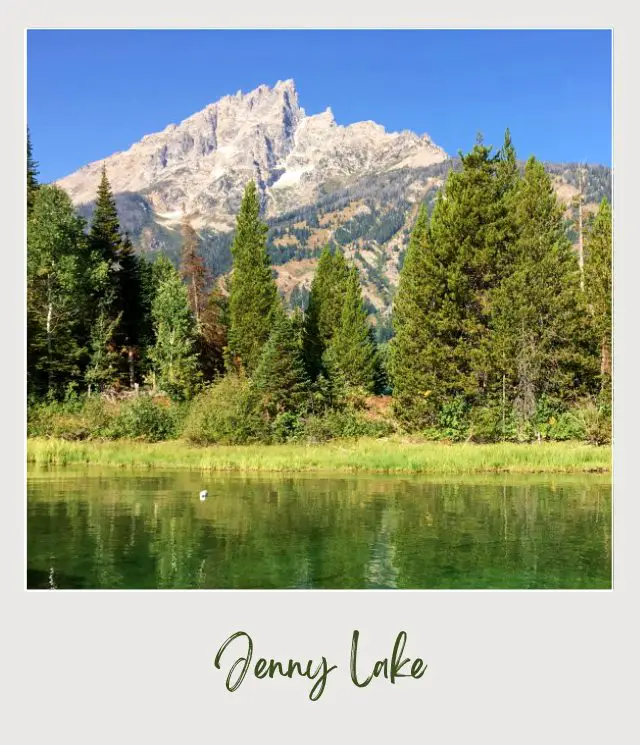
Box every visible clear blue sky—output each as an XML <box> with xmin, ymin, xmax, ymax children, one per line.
<box><xmin>27</xmin><ymin>29</ymin><xmax>612</xmax><ymax>183</ymax></box>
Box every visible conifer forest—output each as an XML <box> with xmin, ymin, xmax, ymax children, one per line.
<box><xmin>26</xmin><ymin>129</ymin><xmax>612</xmax><ymax>448</ymax></box>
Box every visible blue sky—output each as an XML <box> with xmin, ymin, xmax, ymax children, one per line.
<box><xmin>27</xmin><ymin>30</ymin><xmax>612</xmax><ymax>183</ymax></box>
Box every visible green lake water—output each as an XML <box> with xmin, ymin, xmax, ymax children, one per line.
<box><xmin>27</xmin><ymin>468</ymin><xmax>611</xmax><ymax>589</ymax></box>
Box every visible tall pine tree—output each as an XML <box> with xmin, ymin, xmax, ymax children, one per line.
<box><xmin>303</xmin><ymin>245</ymin><xmax>350</xmax><ymax>379</ymax></box>
<box><xmin>410</xmin><ymin>143</ymin><xmax>503</xmax><ymax>410</ymax></box>
<box><xmin>584</xmin><ymin>198</ymin><xmax>612</xmax><ymax>394</ymax></box>
<box><xmin>86</xmin><ymin>166</ymin><xmax>123</xmax><ymax>389</ymax></box>
<box><xmin>389</xmin><ymin>205</ymin><xmax>442</xmax><ymax>427</ymax></box>
<box><xmin>253</xmin><ymin>306</ymin><xmax>309</xmax><ymax>420</ymax></box>
<box><xmin>89</xmin><ymin>165</ymin><xmax>122</xmax><ymax>266</ymax></box>
<box><xmin>116</xmin><ymin>233</ymin><xmax>144</xmax><ymax>386</ymax></box>
<box><xmin>491</xmin><ymin>157</ymin><xmax>596</xmax><ymax>425</ymax></box>
<box><xmin>87</xmin><ymin>166</ymin><xmax>144</xmax><ymax>388</ymax></box>
<box><xmin>227</xmin><ymin>181</ymin><xmax>278</xmax><ymax>374</ymax></box>
<box><xmin>325</xmin><ymin>266</ymin><xmax>378</xmax><ymax>393</ymax></box>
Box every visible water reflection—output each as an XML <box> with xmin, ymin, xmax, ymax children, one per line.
<box><xmin>27</xmin><ymin>469</ymin><xmax>612</xmax><ymax>589</ymax></box>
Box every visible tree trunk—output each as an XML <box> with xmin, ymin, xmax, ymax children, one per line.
<box><xmin>192</xmin><ymin>276</ymin><xmax>200</xmax><ymax>324</ymax></box>
<box><xmin>128</xmin><ymin>347</ymin><xmax>135</xmax><ymax>388</ymax></box>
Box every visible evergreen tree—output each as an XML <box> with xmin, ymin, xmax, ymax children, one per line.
<box><xmin>89</xmin><ymin>165</ymin><xmax>122</xmax><ymax>266</ymax></box>
<box><xmin>151</xmin><ymin>254</ymin><xmax>178</xmax><ymax>289</ymax></box>
<box><xmin>27</xmin><ymin>128</ymin><xmax>39</xmax><ymax>218</ymax></box>
<box><xmin>148</xmin><ymin>268</ymin><xmax>201</xmax><ymax>400</ymax></box>
<box><xmin>389</xmin><ymin>205</ymin><xmax>441</xmax><ymax>427</ymax></box>
<box><xmin>86</xmin><ymin>166</ymin><xmax>123</xmax><ymax>386</ymax></box>
<box><xmin>252</xmin><ymin>307</ymin><xmax>309</xmax><ymax>420</ymax></box>
<box><xmin>325</xmin><ymin>266</ymin><xmax>378</xmax><ymax>393</ymax></box>
<box><xmin>27</xmin><ymin>185</ymin><xmax>89</xmax><ymax>397</ymax></box>
<box><xmin>136</xmin><ymin>255</ymin><xmax>177</xmax><ymax>380</ymax></box>
<box><xmin>495</xmin><ymin>129</ymin><xmax>519</xmax><ymax>194</ymax></box>
<box><xmin>584</xmin><ymin>198</ymin><xmax>612</xmax><ymax>394</ymax></box>
<box><xmin>199</xmin><ymin>287</ymin><xmax>228</xmax><ymax>381</ymax></box>
<box><xmin>85</xmin><ymin>301</ymin><xmax>122</xmax><ymax>393</ymax></box>
<box><xmin>116</xmin><ymin>233</ymin><xmax>144</xmax><ymax>386</ymax></box>
<box><xmin>491</xmin><ymin>157</ymin><xmax>597</xmax><ymax>426</ymax></box>
<box><xmin>303</xmin><ymin>245</ymin><xmax>350</xmax><ymax>379</ymax></box>
<box><xmin>493</xmin><ymin>128</ymin><xmax>522</xmax><ymax>279</ymax></box>
<box><xmin>179</xmin><ymin>215</ymin><xmax>209</xmax><ymax>324</ymax></box>
<box><xmin>227</xmin><ymin>181</ymin><xmax>278</xmax><ymax>373</ymax></box>
<box><xmin>404</xmin><ymin>143</ymin><xmax>504</xmax><ymax>415</ymax></box>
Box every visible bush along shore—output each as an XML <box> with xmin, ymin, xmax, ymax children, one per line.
<box><xmin>27</xmin><ymin>131</ymin><xmax>611</xmax><ymax>460</ymax></box>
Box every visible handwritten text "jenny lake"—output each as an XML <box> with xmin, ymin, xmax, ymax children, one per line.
<box><xmin>213</xmin><ymin>630</ymin><xmax>427</xmax><ymax>701</ymax></box>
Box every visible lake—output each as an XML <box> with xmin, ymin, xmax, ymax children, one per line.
<box><xmin>26</xmin><ymin>468</ymin><xmax>611</xmax><ymax>589</ymax></box>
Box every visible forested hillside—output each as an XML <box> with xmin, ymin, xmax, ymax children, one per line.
<box><xmin>27</xmin><ymin>127</ymin><xmax>612</xmax><ymax>446</ymax></box>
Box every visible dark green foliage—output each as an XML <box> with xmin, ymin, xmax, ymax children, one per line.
<box><xmin>584</xmin><ymin>198</ymin><xmax>612</xmax><ymax>394</ymax></box>
<box><xmin>27</xmin><ymin>185</ymin><xmax>90</xmax><ymax>397</ymax></box>
<box><xmin>27</xmin><ymin>128</ymin><xmax>39</xmax><ymax>218</ymax></box>
<box><xmin>369</xmin><ymin>209</ymin><xmax>406</xmax><ymax>244</ymax></box>
<box><xmin>418</xmin><ymin>142</ymin><xmax>506</xmax><ymax>408</ymax></box>
<box><xmin>89</xmin><ymin>165</ymin><xmax>122</xmax><ymax>266</ymax></box>
<box><xmin>324</xmin><ymin>266</ymin><xmax>378</xmax><ymax>393</ymax></box>
<box><xmin>391</xmin><ymin>134</ymin><xmax>605</xmax><ymax>439</ymax></box>
<box><xmin>116</xmin><ymin>233</ymin><xmax>145</xmax><ymax>385</ymax></box>
<box><xmin>334</xmin><ymin>211</ymin><xmax>376</xmax><ymax>245</ymax></box>
<box><xmin>227</xmin><ymin>181</ymin><xmax>278</xmax><ymax>373</ymax></box>
<box><xmin>389</xmin><ymin>205</ymin><xmax>440</xmax><ymax>428</ymax></box>
<box><xmin>85</xmin><ymin>166</ymin><xmax>145</xmax><ymax>389</ymax></box>
<box><xmin>252</xmin><ymin>308</ymin><xmax>310</xmax><ymax>420</ymax></box>
<box><xmin>303</xmin><ymin>245</ymin><xmax>350</xmax><ymax>379</ymax></box>
<box><xmin>117</xmin><ymin>234</ymin><xmax>143</xmax><ymax>343</ymax></box>
<box><xmin>85</xmin><ymin>301</ymin><xmax>121</xmax><ymax>392</ymax></box>
<box><xmin>435</xmin><ymin>396</ymin><xmax>471</xmax><ymax>442</ymax></box>
<box><xmin>148</xmin><ymin>267</ymin><xmax>201</xmax><ymax>400</ymax></box>
<box><xmin>26</xmin><ymin>132</ymin><xmax>612</xmax><ymax>447</ymax></box>
<box><xmin>492</xmin><ymin>157</ymin><xmax>598</xmax><ymax>428</ymax></box>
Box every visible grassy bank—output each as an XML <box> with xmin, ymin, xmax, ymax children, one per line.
<box><xmin>27</xmin><ymin>437</ymin><xmax>611</xmax><ymax>475</ymax></box>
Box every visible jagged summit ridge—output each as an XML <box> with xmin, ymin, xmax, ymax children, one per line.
<box><xmin>57</xmin><ymin>79</ymin><xmax>448</xmax><ymax>228</ymax></box>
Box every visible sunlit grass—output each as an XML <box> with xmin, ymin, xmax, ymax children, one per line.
<box><xmin>26</xmin><ymin>437</ymin><xmax>611</xmax><ymax>474</ymax></box>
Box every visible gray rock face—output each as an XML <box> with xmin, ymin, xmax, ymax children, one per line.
<box><xmin>56</xmin><ymin>79</ymin><xmax>448</xmax><ymax>230</ymax></box>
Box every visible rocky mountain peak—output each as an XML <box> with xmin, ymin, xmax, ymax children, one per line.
<box><xmin>57</xmin><ymin>79</ymin><xmax>448</xmax><ymax>228</ymax></box>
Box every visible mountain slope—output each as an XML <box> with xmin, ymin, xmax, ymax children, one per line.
<box><xmin>57</xmin><ymin>80</ymin><xmax>611</xmax><ymax>330</ymax></box>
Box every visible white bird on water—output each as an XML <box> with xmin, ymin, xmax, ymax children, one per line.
<box><xmin>199</xmin><ymin>490</ymin><xmax>208</xmax><ymax>501</ymax></box>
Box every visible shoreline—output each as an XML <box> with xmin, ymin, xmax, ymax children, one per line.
<box><xmin>26</xmin><ymin>437</ymin><xmax>612</xmax><ymax>475</ymax></box>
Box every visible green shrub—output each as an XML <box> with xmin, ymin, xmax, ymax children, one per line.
<box><xmin>182</xmin><ymin>376</ymin><xmax>267</xmax><ymax>445</ymax></box>
<box><xmin>546</xmin><ymin>411</ymin><xmax>585</xmax><ymax>441</ymax></box>
<box><xmin>468</xmin><ymin>405</ymin><xmax>518</xmax><ymax>443</ymax></box>
<box><xmin>296</xmin><ymin>410</ymin><xmax>393</xmax><ymax>443</ymax></box>
<box><xmin>572</xmin><ymin>401</ymin><xmax>611</xmax><ymax>445</ymax></box>
<box><xmin>437</xmin><ymin>396</ymin><xmax>470</xmax><ymax>442</ymax></box>
<box><xmin>271</xmin><ymin>412</ymin><xmax>301</xmax><ymax>443</ymax></box>
<box><xmin>27</xmin><ymin>396</ymin><xmax>116</xmax><ymax>439</ymax></box>
<box><xmin>109</xmin><ymin>396</ymin><xmax>180</xmax><ymax>442</ymax></box>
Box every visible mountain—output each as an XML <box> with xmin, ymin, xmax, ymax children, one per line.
<box><xmin>57</xmin><ymin>79</ymin><xmax>611</xmax><ymax>333</ymax></box>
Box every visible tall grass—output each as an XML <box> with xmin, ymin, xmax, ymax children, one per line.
<box><xmin>27</xmin><ymin>437</ymin><xmax>611</xmax><ymax>475</ymax></box>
